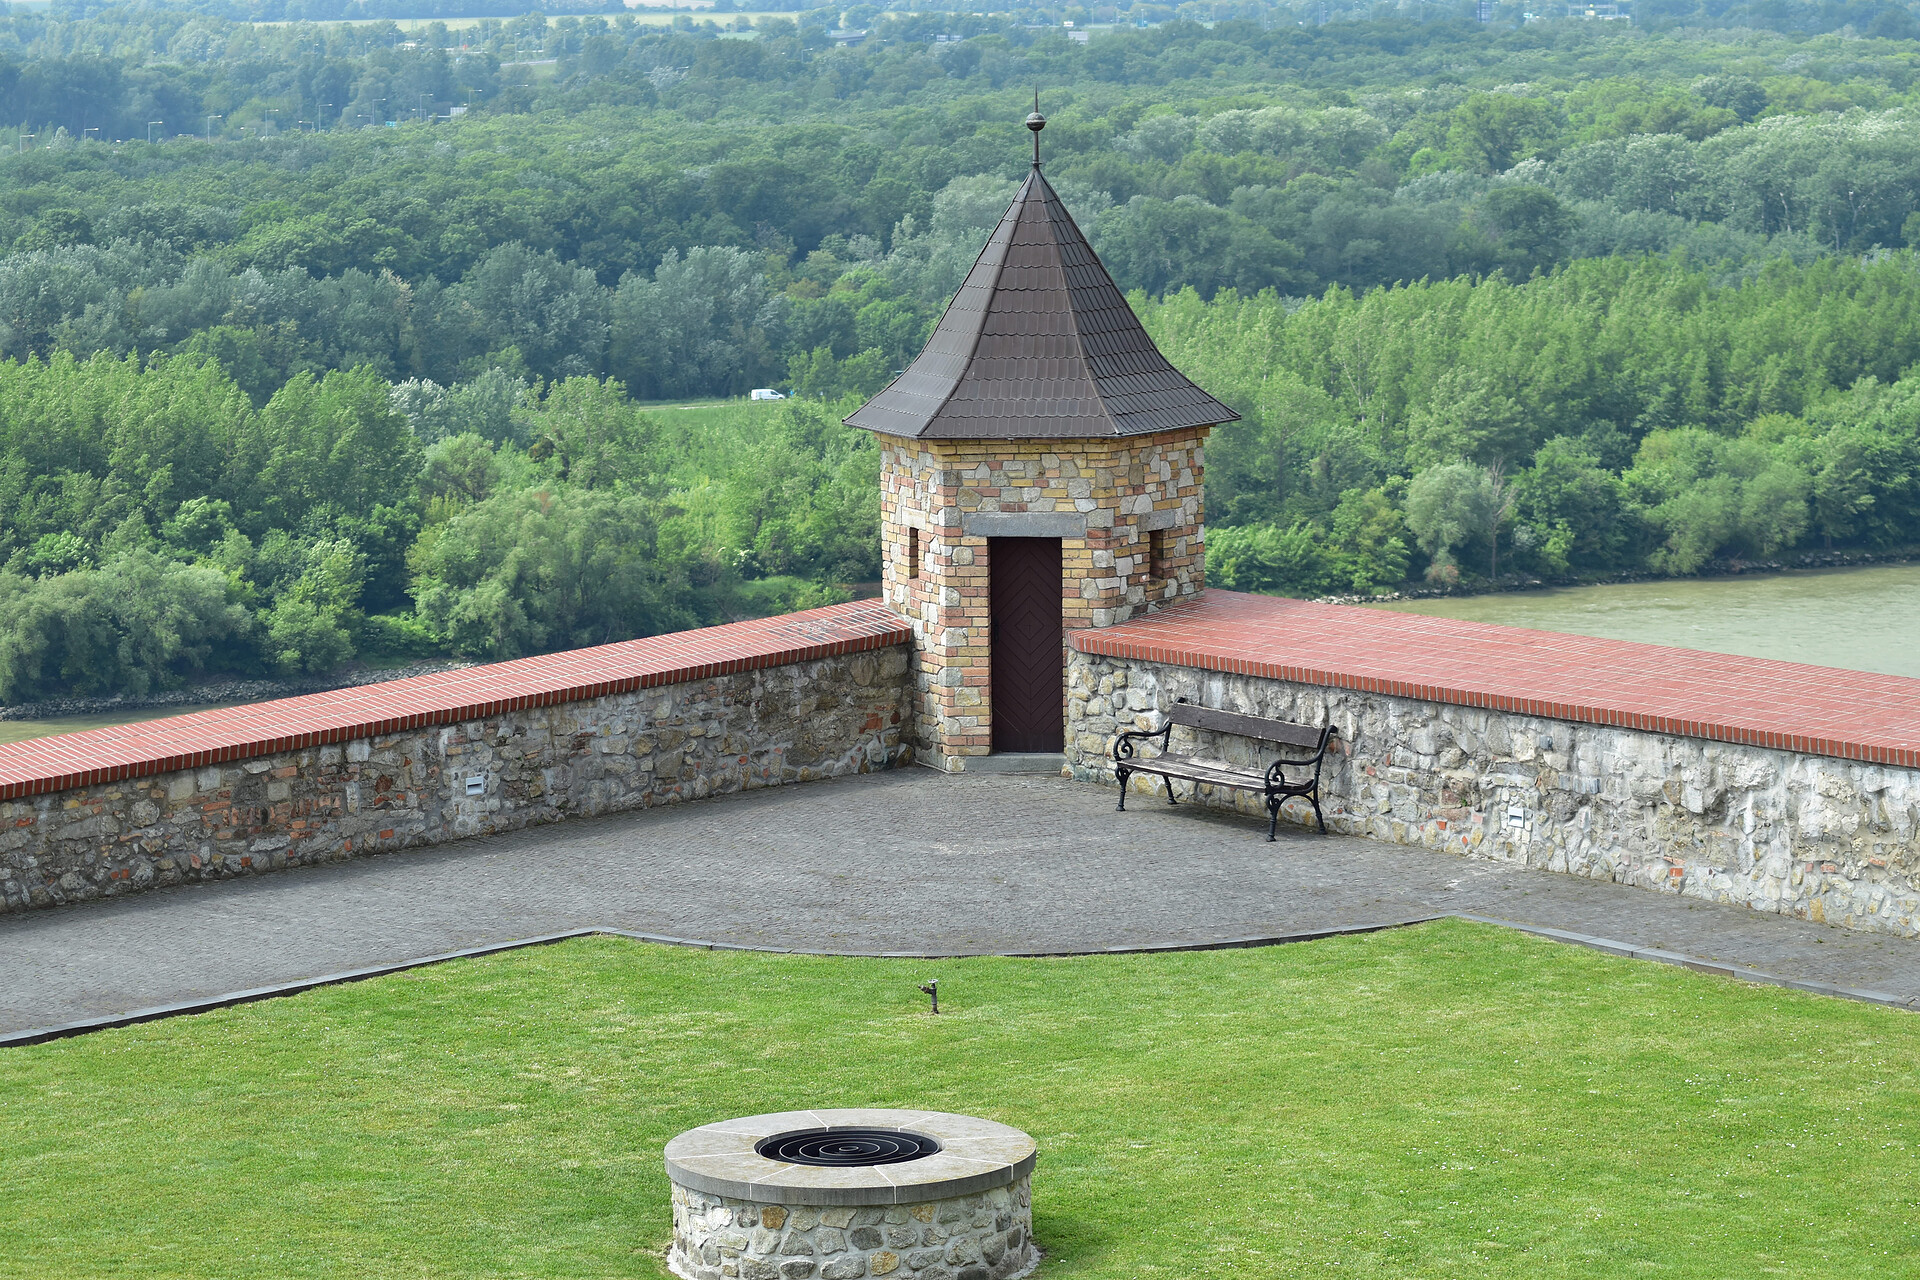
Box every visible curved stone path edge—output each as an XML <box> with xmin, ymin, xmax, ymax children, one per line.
<box><xmin>5</xmin><ymin>912</ymin><xmax>1910</xmax><ymax>1050</ymax></box>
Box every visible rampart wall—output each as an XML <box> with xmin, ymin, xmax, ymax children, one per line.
<box><xmin>0</xmin><ymin>603</ymin><xmax>914</xmax><ymax>914</ymax></box>
<box><xmin>1068</xmin><ymin>652</ymin><xmax>1920</xmax><ymax>937</ymax></box>
<box><xmin>1068</xmin><ymin>592</ymin><xmax>1920</xmax><ymax>940</ymax></box>
<box><xmin>11</xmin><ymin>586</ymin><xmax>1920</xmax><ymax>942</ymax></box>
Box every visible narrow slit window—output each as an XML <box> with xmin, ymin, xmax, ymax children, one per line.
<box><xmin>906</xmin><ymin>526</ymin><xmax>920</xmax><ymax>579</ymax></box>
<box><xmin>1149</xmin><ymin>527</ymin><xmax>1169</xmax><ymax>580</ymax></box>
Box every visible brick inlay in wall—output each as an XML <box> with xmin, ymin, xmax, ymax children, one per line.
<box><xmin>0</xmin><ymin>601</ymin><xmax>912</xmax><ymax>802</ymax></box>
<box><xmin>1072</xmin><ymin>590</ymin><xmax>1920</xmax><ymax>769</ymax></box>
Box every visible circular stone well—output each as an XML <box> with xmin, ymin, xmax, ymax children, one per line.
<box><xmin>664</xmin><ymin>1108</ymin><xmax>1038</xmax><ymax>1280</ymax></box>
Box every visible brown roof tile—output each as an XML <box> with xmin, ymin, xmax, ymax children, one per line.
<box><xmin>845</xmin><ymin>166</ymin><xmax>1239</xmax><ymax>441</ymax></box>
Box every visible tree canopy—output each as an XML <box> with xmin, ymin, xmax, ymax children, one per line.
<box><xmin>7</xmin><ymin>3</ymin><xmax>1920</xmax><ymax>697</ymax></box>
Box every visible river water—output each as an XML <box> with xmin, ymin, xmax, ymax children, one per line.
<box><xmin>0</xmin><ymin>704</ymin><xmax>229</xmax><ymax>748</ymax></box>
<box><xmin>1366</xmin><ymin>563</ymin><xmax>1920</xmax><ymax>678</ymax></box>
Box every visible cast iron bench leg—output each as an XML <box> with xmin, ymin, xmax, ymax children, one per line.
<box><xmin>1115</xmin><ymin>767</ymin><xmax>1130</xmax><ymax>811</ymax></box>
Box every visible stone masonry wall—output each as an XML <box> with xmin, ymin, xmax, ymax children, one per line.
<box><xmin>878</xmin><ymin>429</ymin><xmax>1205</xmax><ymax>764</ymax></box>
<box><xmin>1067</xmin><ymin>650</ymin><xmax>1920</xmax><ymax>939</ymax></box>
<box><xmin>1</xmin><ymin>646</ymin><xmax>914</xmax><ymax>913</ymax></box>
<box><xmin>668</xmin><ymin>1180</ymin><xmax>1036</xmax><ymax>1280</ymax></box>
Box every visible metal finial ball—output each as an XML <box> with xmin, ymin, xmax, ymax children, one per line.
<box><xmin>1025</xmin><ymin>111</ymin><xmax>1046</xmax><ymax>132</ymax></box>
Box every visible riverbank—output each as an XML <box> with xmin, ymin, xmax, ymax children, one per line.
<box><xmin>0</xmin><ymin>658</ymin><xmax>474</xmax><ymax>725</ymax></box>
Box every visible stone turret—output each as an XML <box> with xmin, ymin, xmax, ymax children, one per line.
<box><xmin>846</xmin><ymin>108</ymin><xmax>1238</xmax><ymax>771</ymax></box>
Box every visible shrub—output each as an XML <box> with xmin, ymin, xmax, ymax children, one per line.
<box><xmin>0</xmin><ymin>552</ymin><xmax>252</xmax><ymax>702</ymax></box>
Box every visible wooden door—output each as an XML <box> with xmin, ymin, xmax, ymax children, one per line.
<box><xmin>989</xmin><ymin>537</ymin><xmax>1064</xmax><ymax>753</ymax></box>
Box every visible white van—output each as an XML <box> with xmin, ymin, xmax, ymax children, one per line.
<box><xmin>749</xmin><ymin>388</ymin><xmax>786</xmax><ymax>401</ymax></box>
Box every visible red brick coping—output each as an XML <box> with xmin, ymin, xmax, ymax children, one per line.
<box><xmin>0</xmin><ymin>600</ymin><xmax>911</xmax><ymax>802</ymax></box>
<box><xmin>1073</xmin><ymin>589</ymin><xmax>1920</xmax><ymax>770</ymax></box>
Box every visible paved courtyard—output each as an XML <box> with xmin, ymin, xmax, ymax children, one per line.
<box><xmin>5</xmin><ymin>769</ymin><xmax>1920</xmax><ymax>1035</ymax></box>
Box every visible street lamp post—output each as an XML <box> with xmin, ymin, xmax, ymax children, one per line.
<box><xmin>148</xmin><ymin>120</ymin><xmax>163</xmax><ymax>143</ymax></box>
<box><xmin>205</xmin><ymin>114</ymin><xmax>222</xmax><ymax>141</ymax></box>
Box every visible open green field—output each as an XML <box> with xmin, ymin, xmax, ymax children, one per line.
<box><xmin>250</xmin><ymin>11</ymin><xmax>801</xmax><ymax>29</ymax></box>
<box><xmin>250</xmin><ymin>15</ymin><xmax>498</xmax><ymax>29</ymax></box>
<box><xmin>3</xmin><ymin>921</ymin><xmax>1916</xmax><ymax>1278</ymax></box>
<box><xmin>617</xmin><ymin>11</ymin><xmax>802</xmax><ymax>25</ymax></box>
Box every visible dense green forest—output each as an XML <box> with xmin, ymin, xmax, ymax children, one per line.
<box><xmin>5</xmin><ymin>3</ymin><xmax>1920</xmax><ymax>700</ymax></box>
<box><xmin>1152</xmin><ymin>255</ymin><xmax>1920</xmax><ymax>591</ymax></box>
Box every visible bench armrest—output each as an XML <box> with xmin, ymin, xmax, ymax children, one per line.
<box><xmin>1113</xmin><ymin>723</ymin><xmax>1172</xmax><ymax>761</ymax></box>
<box><xmin>1264</xmin><ymin>726</ymin><xmax>1338</xmax><ymax>781</ymax></box>
<box><xmin>1270</xmin><ymin>748</ymin><xmax>1331</xmax><ymax>766</ymax></box>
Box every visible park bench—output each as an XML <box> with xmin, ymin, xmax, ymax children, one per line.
<box><xmin>1112</xmin><ymin>700</ymin><xmax>1338</xmax><ymax>840</ymax></box>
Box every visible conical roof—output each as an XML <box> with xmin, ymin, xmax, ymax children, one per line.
<box><xmin>845</xmin><ymin>166</ymin><xmax>1239</xmax><ymax>440</ymax></box>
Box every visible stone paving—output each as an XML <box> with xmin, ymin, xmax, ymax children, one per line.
<box><xmin>5</xmin><ymin>770</ymin><xmax>1920</xmax><ymax>1035</ymax></box>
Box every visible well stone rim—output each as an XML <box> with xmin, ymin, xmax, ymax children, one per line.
<box><xmin>663</xmin><ymin>1107</ymin><xmax>1037</xmax><ymax>1206</ymax></box>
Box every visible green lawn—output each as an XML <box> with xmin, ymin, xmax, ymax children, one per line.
<box><xmin>3</xmin><ymin>921</ymin><xmax>1916</xmax><ymax>1278</ymax></box>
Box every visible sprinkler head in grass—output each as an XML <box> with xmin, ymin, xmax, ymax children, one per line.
<box><xmin>919</xmin><ymin>979</ymin><xmax>939</xmax><ymax>1014</ymax></box>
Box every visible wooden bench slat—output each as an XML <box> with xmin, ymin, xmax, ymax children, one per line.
<box><xmin>1165</xmin><ymin>703</ymin><xmax>1323</xmax><ymax>750</ymax></box>
<box><xmin>1122</xmin><ymin>755</ymin><xmax>1264</xmax><ymax>787</ymax></box>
